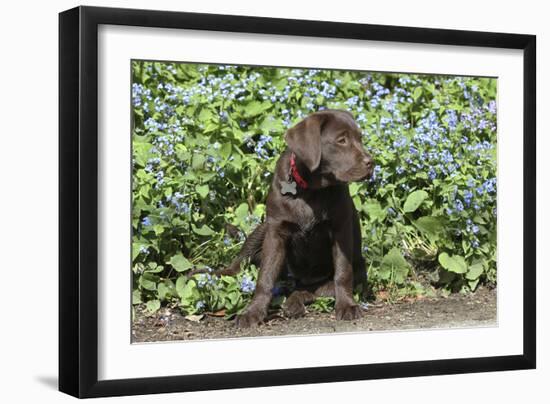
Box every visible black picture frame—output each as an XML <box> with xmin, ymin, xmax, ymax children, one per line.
<box><xmin>59</xmin><ymin>5</ymin><xmax>536</xmax><ymax>398</ymax></box>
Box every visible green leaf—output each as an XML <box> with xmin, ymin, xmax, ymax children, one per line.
<box><xmin>438</xmin><ymin>252</ymin><xmax>467</xmax><ymax>274</ymax></box>
<box><xmin>176</xmin><ymin>275</ymin><xmax>187</xmax><ymax>297</ymax></box>
<box><xmin>200</xmin><ymin>172</ymin><xmax>217</xmax><ymax>182</ymax></box>
<box><xmin>192</xmin><ymin>224</ymin><xmax>215</xmax><ymax>236</ymax></box>
<box><xmin>352</xmin><ymin>195</ymin><xmax>362</xmax><ymax>212</ymax></box>
<box><xmin>153</xmin><ymin>224</ymin><xmax>164</xmax><ymax>236</ymax></box>
<box><xmin>235</xmin><ymin>203</ymin><xmax>249</xmax><ymax>218</ymax></box>
<box><xmin>158</xmin><ymin>280</ymin><xmax>176</xmax><ymax>301</ymax></box>
<box><xmin>468</xmin><ymin>278</ymin><xmax>480</xmax><ymax>291</ymax></box>
<box><xmin>466</xmin><ymin>262</ymin><xmax>484</xmax><ymax>280</ymax></box>
<box><xmin>195</xmin><ymin>184</ymin><xmax>209</xmax><ymax>199</ymax></box>
<box><xmin>133</xmin><ymin>140</ymin><xmax>153</xmax><ymax>167</ymax></box>
<box><xmin>168</xmin><ymin>253</ymin><xmax>193</xmax><ymax>272</ymax></box>
<box><xmin>198</xmin><ymin>108</ymin><xmax>214</xmax><ymax>122</ymax></box>
<box><xmin>253</xmin><ymin>203</ymin><xmax>266</xmax><ymax>218</ymax></box>
<box><xmin>414</xmin><ymin>216</ymin><xmax>444</xmax><ymax>235</ymax></box>
<box><xmin>413</xmin><ymin>87</ymin><xmax>423</xmax><ymax>101</ymax></box>
<box><xmin>243</xmin><ymin>101</ymin><xmax>271</xmax><ymax>118</ymax></box>
<box><xmin>233</xmin><ymin>202</ymin><xmax>249</xmax><ymax>226</ymax></box>
<box><xmin>191</xmin><ymin>153</ymin><xmax>206</xmax><ymax>170</ymax></box>
<box><xmin>145</xmin><ymin>262</ymin><xmax>164</xmax><ymax>273</ymax></box>
<box><xmin>380</xmin><ymin>248</ymin><xmax>410</xmax><ymax>284</ymax></box>
<box><xmin>203</xmin><ymin>122</ymin><xmax>218</xmax><ymax>133</ymax></box>
<box><xmin>349</xmin><ymin>183</ymin><xmax>360</xmax><ymax>197</ymax></box>
<box><xmin>220</xmin><ymin>142</ymin><xmax>232</xmax><ymax>161</ymax></box>
<box><xmin>178</xmin><ymin>280</ymin><xmax>197</xmax><ymax>304</ymax></box>
<box><xmin>403</xmin><ymin>190</ymin><xmax>429</xmax><ymax>213</ymax></box>
<box><xmin>259</xmin><ymin>115</ymin><xmax>284</xmax><ymax>133</ymax></box>
<box><xmin>157</xmin><ymin>283</ymin><xmax>169</xmax><ymax>301</ymax></box>
<box><xmin>364</xmin><ymin>199</ymin><xmax>387</xmax><ymax>222</ymax></box>
<box><xmin>229</xmin><ymin>152</ymin><xmax>242</xmax><ymax>169</ymax></box>
<box><xmin>139</xmin><ymin>273</ymin><xmax>158</xmax><ymax>291</ymax></box>
<box><xmin>132</xmin><ymin>289</ymin><xmax>142</xmax><ymax>305</ymax></box>
<box><xmin>227</xmin><ymin>291</ymin><xmax>240</xmax><ymax>306</ymax></box>
<box><xmin>132</xmin><ymin>239</ymin><xmax>149</xmax><ymax>261</ymax></box>
<box><xmin>146</xmin><ymin>299</ymin><xmax>161</xmax><ymax>313</ymax></box>
<box><xmin>310</xmin><ymin>297</ymin><xmax>336</xmax><ymax>313</ymax></box>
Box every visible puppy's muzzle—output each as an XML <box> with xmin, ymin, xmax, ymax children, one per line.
<box><xmin>361</xmin><ymin>155</ymin><xmax>374</xmax><ymax>180</ymax></box>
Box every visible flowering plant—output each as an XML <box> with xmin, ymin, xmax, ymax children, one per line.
<box><xmin>131</xmin><ymin>61</ymin><xmax>497</xmax><ymax>316</ymax></box>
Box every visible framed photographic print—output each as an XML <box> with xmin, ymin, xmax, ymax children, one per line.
<box><xmin>59</xmin><ymin>5</ymin><xmax>536</xmax><ymax>398</ymax></box>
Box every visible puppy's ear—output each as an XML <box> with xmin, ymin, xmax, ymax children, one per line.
<box><xmin>284</xmin><ymin>114</ymin><xmax>325</xmax><ymax>172</ymax></box>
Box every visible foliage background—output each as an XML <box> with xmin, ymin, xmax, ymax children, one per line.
<box><xmin>131</xmin><ymin>61</ymin><xmax>497</xmax><ymax>317</ymax></box>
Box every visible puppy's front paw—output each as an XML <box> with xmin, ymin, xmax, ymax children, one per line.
<box><xmin>335</xmin><ymin>304</ymin><xmax>364</xmax><ymax>321</ymax></box>
<box><xmin>283</xmin><ymin>298</ymin><xmax>307</xmax><ymax>318</ymax></box>
<box><xmin>235</xmin><ymin>308</ymin><xmax>265</xmax><ymax>328</ymax></box>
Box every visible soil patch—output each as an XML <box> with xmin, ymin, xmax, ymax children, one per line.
<box><xmin>132</xmin><ymin>287</ymin><xmax>496</xmax><ymax>343</ymax></box>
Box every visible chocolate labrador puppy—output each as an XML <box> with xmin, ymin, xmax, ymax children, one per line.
<box><xmin>218</xmin><ymin>109</ymin><xmax>374</xmax><ymax>327</ymax></box>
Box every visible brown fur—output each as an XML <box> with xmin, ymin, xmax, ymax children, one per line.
<box><xmin>208</xmin><ymin>110</ymin><xmax>373</xmax><ymax>327</ymax></box>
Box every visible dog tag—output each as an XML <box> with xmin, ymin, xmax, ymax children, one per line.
<box><xmin>279</xmin><ymin>180</ymin><xmax>297</xmax><ymax>195</ymax></box>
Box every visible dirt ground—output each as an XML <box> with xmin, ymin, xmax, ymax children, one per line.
<box><xmin>132</xmin><ymin>287</ymin><xmax>496</xmax><ymax>343</ymax></box>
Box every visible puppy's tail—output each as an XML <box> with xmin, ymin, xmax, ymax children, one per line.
<box><xmin>187</xmin><ymin>223</ymin><xmax>266</xmax><ymax>277</ymax></box>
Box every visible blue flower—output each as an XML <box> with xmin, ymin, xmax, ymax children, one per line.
<box><xmin>440</xmin><ymin>150</ymin><xmax>454</xmax><ymax>164</ymax></box>
<box><xmin>463</xmin><ymin>190</ymin><xmax>473</xmax><ymax>206</ymax></box>
<box><xmin>487</xmin><ymin>100</ymin><xmax>497</xmax><ymax>114</ymax></box>
<box><xmin>254</xmin><ymin>134</ymin><xmax>272</xmax><ymax>159</ymax></box>
<box><xmin>369</xmin><ymin>165</ymin><xmax>381</xmax><ymax>182</ymax></box>
<box><xmin>180</xmin><ymin>202</ymin><xmax>190</xmax><ymax>214</ymax></box>
<box><xmin>197</xmin><ymin>273</ymin><xmax>214</xmax><ymax>288</ymax></box>
<box><xmin>141</xmin><ymin>217</ymin><xmax>152</xmax><ymax>226</ymax></box>
<box><xmin>345</xmin><ymin>95</ymin><xmax>359</xmax><ymax>108</ymax></box>
<box><xmin>393</xmin><ymin>136</ymin><xmax>407</xmax><ymax>149</ymax></box>
<box><xmin>484</xmin><ymin>178</ymin><xmax>497</xmax><ymax>193</ymax></box>
<box><xmin>240</xmin><ymin>276</ymin><xmax>256</xmax><ymax>293</ymax></box>
<box><xmin>446</xmin><ymin>109</ymin><xmax>458</xmax><ymax>131</ymax></box>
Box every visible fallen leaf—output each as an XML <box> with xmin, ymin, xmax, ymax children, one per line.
<box><xmin>377</xmin><ymin>291</ymin><xmax>389</xmax><ymax>300</ymax></box>
<box><xmin>207</xmin><ymin>309</ymin><xmax>226</xmax><ymax>317</ymax></box>
<box><xmin>184</xmin><ymin>314</ymin><xmax>204</xmax><ymax>323</ymax></box>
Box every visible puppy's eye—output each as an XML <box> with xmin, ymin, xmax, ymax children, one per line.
<box><xmin>337</xmin><ymin>137</ymin><xmax>348</xmax><ymax>145</ymax></box>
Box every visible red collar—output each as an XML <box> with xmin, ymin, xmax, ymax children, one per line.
<box><xmin>290</xmin><ymin>152</ymin><xmax>308</xmax><ymax>189</ymax></box>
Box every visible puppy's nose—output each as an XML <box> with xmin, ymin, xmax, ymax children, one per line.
<box><xmin>363</xmin><ymin>156</ymin><xmax>374</xmax><ymax>169</ymax></box>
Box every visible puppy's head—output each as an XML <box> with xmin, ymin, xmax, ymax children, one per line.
<box><xmin>285</xmin><ymin>110</ymin><xmax>374</xmax><ymax>184</ymax></box>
